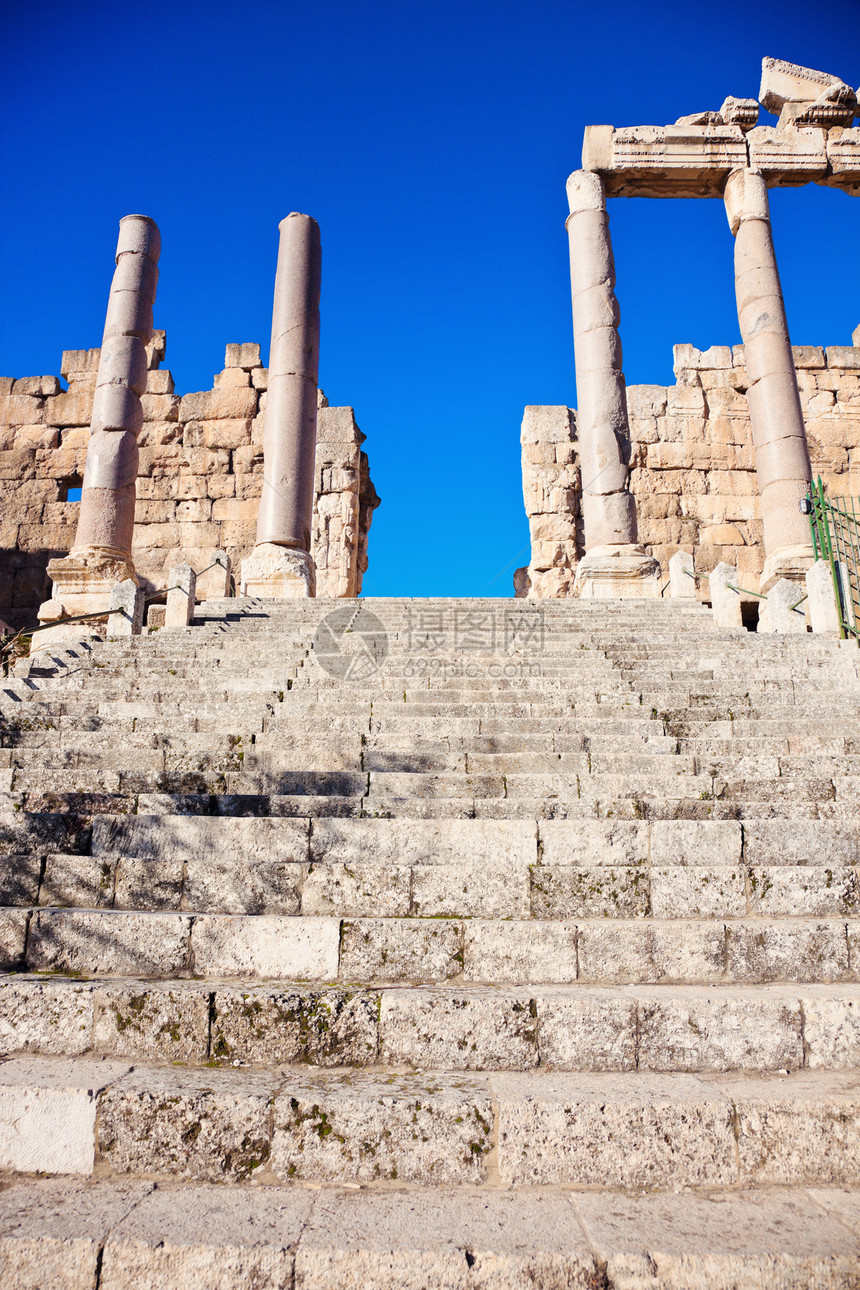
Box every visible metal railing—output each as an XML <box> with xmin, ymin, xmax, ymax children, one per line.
<box><xmin>0</xmin><ymin>556</ymin><xmax>233</xmax><ymax>672</ymax></box>
<box><xmin>806</xmin><ymin>477</ymin><xmax>860</xmax><ymax>641</ymax></box>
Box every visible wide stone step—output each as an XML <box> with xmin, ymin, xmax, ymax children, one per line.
<box><xmin>6</xmin><ymin>907</ymin><xmax>859</xmax><ymax>984</ymax></box>
<box><xmin>3</xmin><ymin>976</ymin><xmax>859</xmax><ymax>1074</ymax></box>
<box><xmin>2</xmin><ymin>1177</ymin><xmax>858</xmax><ymax>1290</ymax></box>
<box><xmin>1</xmin><ymin>1056</ymin><xmax>858</xmax><ymax>1193</ymax></box>
<box><xmin>7</xmin><ymin>846</ymin><xmax>858</xmax><ymax>921</ymax></box>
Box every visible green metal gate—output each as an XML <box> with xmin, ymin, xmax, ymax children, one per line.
<box><xmin>806</xmin><ymin>476</ymin><xmax>860</xmax><ymax>641</ymax></box>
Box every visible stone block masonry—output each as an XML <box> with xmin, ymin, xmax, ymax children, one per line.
<box><xmin>519</xmin><ymin>341</ymin><xmax>860</xmax><ymax>597</ymax></box>
<box><xmin>0</xmin><ymin>337</ymin><xmax>380</xmax><ymax>628</ymax></box>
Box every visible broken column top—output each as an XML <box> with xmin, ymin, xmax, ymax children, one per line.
<box><xmin>580</xmin><ymin>55</ymin><xmax>860</xmax><ymax>197</ymax></box>
<box><xmin>759</xmin><ymin>56</ymin><xmax>857</xmax><ymax>115</ymax></box>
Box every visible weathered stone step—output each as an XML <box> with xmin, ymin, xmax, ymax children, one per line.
<box><xmin>3</xmin><ymin>976</ymin><xmax>859</xmax><ymax>1074</ymax></box>
<box><xmin>1</xmin><ymin>1056</ymin><xmax>858</xmax><ymax>1193</ymax></box>
<box><xmin>7</xmin><ymin>840</ymin><xmax>858</xmax><ymax>920</ymax></box>
<box><xmin>2</xmin><ymin>1176</ymin><xmax>858</xmax><ymax>1290</ymax></box>
<box><xmin>6</xmin><ymin>906</ymin><xmax>859</xmax><ymax>984</ymax></box>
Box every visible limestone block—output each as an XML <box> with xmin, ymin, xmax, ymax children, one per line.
<box><xmin>13</xmin><ymin>375</ymin><xmax>61</xmax><ymax>397</ymax></box>
<box><xmin>184</xmin><ymin>857</ymin><xmax>303</xmax><ymax>915</ymax></box>
<box><xmin>804</xmin><ymin>997</ymin><xmax>860</xmax><ymax>1069</ymax></box>
<box><xmin>759</xmin><ymin>56</ymin><xmax>854</xmax><ymax>115</ymax></box>
<box><xmin>144</xmin><ymin>368</ymin><xmax>174</xmax><ymax>394</ymax></box>
<box><xmin>100</xmin><ymin>1186</ymin><xmax>308</xmax><ymax>1290</ymax></box>
<box><xmin>727</xmin><ymin>921</ymin><xmax>850</xmax><ymax>982</ymax></box>
<box><xmin>380</xmin><ymin>989</ymin><xmax>538</xmax><ymax>1070</ymax></box>
<box><xmin>0</xmin><ymin>853</ymin><xmax>42</xmax><ymax>905</ymax></box>
<box><xmin>748</xmin><ymin>867</ymin><xmax>860</xmax><ymax>918</ymax></box>
<box><xmin>0</xmin><ymin>393</ymin><xmax>45</xmax><ymax>425</ymax></box>
<box><xmin>61</xmin><ymin>349</ymin><xmax>101</xmax><ymax>380</ymax></box>
<box><xmin>0</xmin><ymin>979</ymin><xmax>94</xmax><ymax>1056</ymax></box>
<box><xmin>0</xmin><ymin>1057</ymin><xmax>131</xmax><ymax>1175</ymax></box>
<box><xmin>730</xmin><ymin>1072</ymin><xmax>860</xmax><ymax>1184</ymax></box>
<box><xmin>585</xmin><ymin>124</ymin><xmax>748</xmax><ymax>198</ymax></box>
<box><xmin>536</xmin><ymin>992</ymin><xmax>636</xmax><ymax>1070</ymax></box>
<box><xmin>178</xmin><ymin>387</ymin><xmax>257</xmax><ymax>421</ymax></box>
<box><xmin>827</xmin><ymin>346</ymin><xmax>860</xmax><ymax>371</ymax></box>
<box><xmin>413</xmin><ymin>864</ymin><xmax>530</xmax><ymax>918</ymax></box>
<box><xmin>650</xmin><ymin>867</ymin><xmax>745</xmax><ymax>918</ymax></box>
<box><xmin>637</xmin><ymin>992</ymin><xmax>802</xmax><ymax>1072</ymax></box>
<box><xmin>164</xmin><ymin>562</ymin><xmax>196</xmax><ymax>628</ymax></box>
<box><xmin>211</xmin><ymin>986</ymin><xmax>378</xmax><ymax>1066</ymax></box>
<box><xmin>92</xmin><ymin>984</ymin><xmax>209</xmax><ymax>1061</ymax></box>
<box><xmin>853</xmin><ymin>323</ymin><xmax>860</xmax><ymax>347</ymax></box>
<box><xmin>577</xmin><ymin>1187</ymin><xmax>860</xmax><ymax>1285</ymax></box>
<box><xmin>495</xmin><ymin>1072</ymin><xmax>735</xmax><ymax>1188</ymax></box>
<box><xmin>0</xmin><ymin>909</ymin><xmax>31</xmax><ymax>967</ymax></box>
<box><xmin>214</xmin><ymin>367</ymin><xmax>251</xmax><ymax>390</ymax></box>
<box><xmin>98</xmin><ymin>1066</ymin><xmax>278</xmax><ymax>1181</ymax></box>
<box><xmin>14</xmin><ymin>424</ymin><xmax>59</xmax><ymax>449</ymax></box>
<box><xmin>464</xmin><ymin>920</ymin><xmax>577</xmax><ymax>983</ymax></box>
<box><xmin>747</xmin><ymin>125</ymin><xmax>828</xmax><ymax>182</ymax></box>
<box><xmin>271</xmin><ymin>1074</ymin><xmax>493</xmax><ymax>1184</ymax></box>
<box><xmin>578</xmin><ymin>922</ymin><xmax>725</xmax><ymax>984</ymax></box>
<box><xmin>541</xmin><ymin>820</ymin><xmax>649</xmax><ymax>867</ymax></box>
<box><xmin>27</xmin><ymin>910</ymin><xmax>192</xmax><ymax>976</ymax></box>
<box><xmin>0</xmin><ymin>1179</ymin><xmax>155</xmax><ymax>1290</ymax></box>
<box><xmin>302</xmin><ymin>862</ymin><xmax>410</xmax><ymax>917</ymax></box>
<box><xmin>107</xmin><ymin>579</ymin><xmax>143</xmax><ymax>638</ymax></box>
<box><xmin>340</xmin><ymin>917</ymin><xmax>463</xmax><ymax>982</ymax></box>
<box><xmin>224</xmin><ymin>342</ymin><xmax>262</xmax><ymax>369</ymax></box>
<box><xmin>531</xmin><ymin>866</ymin><xmax>648</xmax><ymax>918</ymax></box>
<box><xmin>191</xmin><ymin>914</ymin><xmax>339</xmax><ymax>979</ymax></box>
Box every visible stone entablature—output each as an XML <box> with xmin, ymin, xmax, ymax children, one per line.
<box><xmin>518</xmin><ymin>341</ymin><xmax>860</xmax><ymax>598</ymax></box>
<box><xmin>0</xmin><ymin>336</ymin><xmax>380</xmax><ymax>629</ymax></box>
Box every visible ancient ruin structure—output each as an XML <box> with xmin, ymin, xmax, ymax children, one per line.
<box><xmin>519</xmin><ymin>56</ymin><xmax>860</xmax><ymax>600</ymax></box>
<box><xmin>3</xmin><ymin>55</ymin><xmax>860</xmax><ymax>1289</ymax></box>
<box><xmin>36</xmin><ymin>216</ymin><xmax>161</xmax><ymax>639</ymax></box>
<box><xmin>241</xmin><ymin>213</ymin><xmax>323</xmax><ymax>599</ymax></box>
<box><xmin>0</xmin><ymin>218</ymin><xmax>379</xmax><ymax>633</ymax></box>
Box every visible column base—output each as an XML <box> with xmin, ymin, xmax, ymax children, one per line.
<box><xmin>759</xmin><ymin>544</ymin><xmax>815</xmax><ymax>594</ymax></box>
<box><xmin>36</xmin><ymin>546</ymin><xmax>138</xmax><ymax>645</ymax></box>
<box><xmin>574</xmin><ymin>546</ymin><xmax>662</xmax><ymax>599</ymax></box>
<box><xmin>240</xmin><ymin>543</ymin><xmax>316</xmax><ymax>599</ymax></box>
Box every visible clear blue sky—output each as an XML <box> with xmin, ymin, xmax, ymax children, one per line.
<box><xmin>2</xmin><ymin>1</ymin><xmax>858</xmax><ymax>596</ymax></box>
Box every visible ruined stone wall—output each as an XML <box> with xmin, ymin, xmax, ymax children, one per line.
<box><xmin>520</xmin><ymin>341</ymin><xmax>860</xmax><ymax>596</ymax></box>
<box><xmin>0</xmin><ymin>334</ymin><xmax>380</xmax><ymax>628</ymax></box>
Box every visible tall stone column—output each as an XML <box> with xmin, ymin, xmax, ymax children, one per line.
<box><xmin>724</xmin><ymin>168</ymin><xmax>813</xmax><ymax>590</ymax></box>
<box><xmin>241</xmin><ymin>214</ymin><xmax>321</xmax><ymax>598</ymax></box>
<box><xmin>38</xmin><ymin>215</ymin><xmax>160</xmax><ymax>640</ymax></box>
<box><xmin>566</xmin><ymin>172</ymin><xmax>660</xmax><ymax>598</ymax></box>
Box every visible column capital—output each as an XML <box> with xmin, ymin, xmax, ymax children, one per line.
<box><xmin>566</xmin><ymin>170</ymin><xmax>606</xmax><ymax>218</ymax></box>
<box><xmin>724</xmin><ymin>167</ymin><xmax>769</xmax><ymax>236</ymax></box>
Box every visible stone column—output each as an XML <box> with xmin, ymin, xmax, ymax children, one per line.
<box><xmin>38</xmin><ymin>215</ymin><xmax>160</xmax><ymax>640</ymax></box>
<box><xmin>724</xmin><ymin>168</ymin><xmax>813</xmax><ymax>591</ymax></box>
<box><xmin>241</xmin><ymin>213</ymin><xmax>321</xmax><ymax>598</ymax></box>
<box><xmin>566</xmin><ymin>171</ymin><xmax>660</xmax><ymax>598</ymax></box>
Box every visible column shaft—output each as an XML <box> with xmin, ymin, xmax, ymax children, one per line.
<box><xmin>75</xmin><ymin>216</ymin><xmax>160</xmax><ymax>559</ymax></box>
<box><xmin>241</xmin><ymin>214</ymin><xmax>322</xmax><ymax>599</ymax></box>
<box><xmin>725</xmin><ymin>168</ymin><xmax>813</xmax><ymax>589</ymax></box>
<box><xmin>566</xmin><ymin>172</ymin><xmax>659</xmax><ymax>597</ymax></box>
<box><xmin>256</xmin><ymin>213</ymin><xmax>321</xmax><ymax>551</ymax></box>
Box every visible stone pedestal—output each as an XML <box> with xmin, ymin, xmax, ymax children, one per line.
<box><xmin>242</xmin><ymin>214</ymin><xmax>321</xmax><ymax>599</ymax></box>
<box><xmin>107</xmin><ymin>579</ymin><xmax>144</xmax><ymax>639</ymax></box>
<box><xmin>574</xmin><ymin>547</ymin><xmax>661</xmax><ymax>599</ymax></box>
<box><xmin>239</xmin><ymin>544</ymin><xmax>316</xmax><ymax>599</ymax></box>
<box><xmin>566</xmin><ymin>172</ymin><xmax>660</xmax><ymax>599</ymax></box>
<box><xmin>38</xmin><ymin>215</ymin><xmax>160</xmax><ymax>639</ymax></box>
<box><xmin>165</xmin><ymin>564</ymin><xmax>197</xmax><ymax>629</ymax></box>
<box><xmin>669</xmin><ymin>550</ymin><xmax>696</xmax><ymax>599</ymax></box>
<box><xmin>710</xmin><ymin>562</ymin><xmax>743</xmax><ymax>630</ymax></box>
<box><xmin>724</xmin><ymin>169</ymin><xmax>813</xmax><ymax>592</ymax></box>
<box><xmin>759</xmin><ymin>578</ymin><xmax>808</xmax><ymax>634</ymax></box>
<box><xmin>806</xmin><ymin>559</ymin><xmax>842</xmax><ymax>636</ymax></box>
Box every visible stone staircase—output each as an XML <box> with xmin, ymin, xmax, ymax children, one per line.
<box><xmin>2</xmin><ymin>596</ymin><xmax>860</xmax><ymax>1287</ymax></box>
